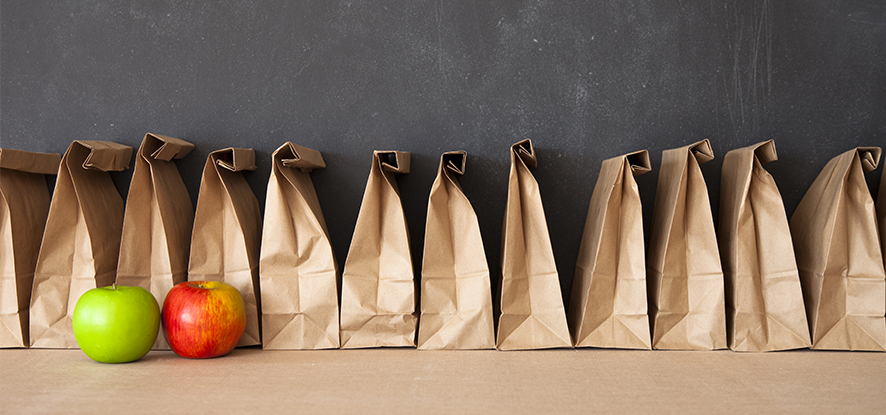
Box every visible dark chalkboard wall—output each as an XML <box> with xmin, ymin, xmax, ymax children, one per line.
<box><xmin>2</xmin><ymin>1</ymin><xmax>884</xmax><ymax>306</ymax></box>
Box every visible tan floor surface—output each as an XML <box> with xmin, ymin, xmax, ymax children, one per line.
<box><xmin>1</xmin><ymin>348</ymin><xmax>884</xmax><ymax>414</ymax></box>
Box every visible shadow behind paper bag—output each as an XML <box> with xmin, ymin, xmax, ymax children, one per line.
<box><xmin>340</xmin><ymin>151</ymin><xmax>416</xmax><ymax>348</ymax></box>
<box><xmin>0</xmin><ymin>149</ymin><xmax>61</xmax><ymax>348</ymax></box>
<box><xmin>718</xmin><ymin>140</ymin><xmax>810</xmax><ymax>352</ymax></box>
<box><xmin>189</xmin><ymin>148</ymin><xmax>262</xmax><ymax>347</ymax></box>
<box><xmin>418</xmin><ymin>151</ymin><xmax>495</xmax><ymax>350</ymax></box>
<box><xmin>260</xmin><ymin>142</ymin><xmax>339</xmax><ymax>350</ymax></box>
<box><xmin>568</xmin><ymin>150</ymin><xmax>652</xmax><ymax>349</ymax></box>
<box><xmin>116</xmin><ymin>133</ymin><xmax>194</xmax><ymax>350</ymax></box>
<box><xmin>647</xmin><ymin>140</ymin><xmax>727</xmax><ymax>350</ymax></box>
<box><xmin>497</xmin><ymin>139</ymin><xmax>572</xmax><ymax>350</ymax></box>
<box><xmin>790</xmin><ymin>147</ymin><xmax>886</xmax><ymax>351</ymax></box>
<box><xmin>29</xmin><ymin>141</ymin><xmax>132</xmax><ymax>348</ymax></box>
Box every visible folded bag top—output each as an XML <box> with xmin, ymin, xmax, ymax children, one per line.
<box><xmin>441</xmin><ymin>150</ymin><xmax>467</xmax><ymax>175</ymax></box>
<box><xmin>790</xmin><ymin>147</ymin><xmax>885</xmax><ymax>351</ymax></box>
<box><xmin>79</xmin><ymin>140</ymin><xmax>133</xmax><ymax>172</ymax></box>
<box><xmin>146</xmin><ymin>134</ymin><xmax>195</xmax><ymax>162</ymax></box>
<box><xmin>29</xmin><ymin>141</ymin><xmax>132</xmax><ymax>349</ymax></box>
<box><xmin>279</xmin><ymin>142</ymin><xmax>326</xmax><ymax>171</ymax></box>
<box><xmin>0</xmin><ymin>148</ymin><xmax>62</xmax><ymax>175</ymax></box>
<box><xmin>215</xmin><ymin>147</ymin><xmax>258</xmax><ymax>172</ymax></box>
<box><xmin>497</xmin><ymin>139</ymin><xmax>573</xmax><ymax>350</ymax></box>
<box><xmin>376</xmin><ymin>150</ymin><xmax>410</xmax><ymax>173</ymax></box>
<box><xmin>0</xmin><ymin>148</ymin><xmax>61</xmax><ymax>348</ymax></box>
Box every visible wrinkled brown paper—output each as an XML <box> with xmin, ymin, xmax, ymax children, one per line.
<box><xmin>340</xmin><ymin>151</ymin><xmax>416</xmax><ymax>348</ymax></box>
<box><xmin>189</xmin><ymin>148</ymin><xmax>262</xmax><ymax>347</ymax></box>
<box><xmin>790</xmin><ymin>147</ymin><xmax>885</xmax><ymax>351</ymax></box>
<box><xmin>116</xmin><ymin>133</ymin><xmax>194</xmax><ymax>350</ymax></box>
<box><xmin>497</xmin><ymin>140</ymin><xmax>572</xmax><ymax>350</ymax></box>
<box><xmin>260</xmin><ymin>142</ymin><xmax>339</xmax><ymax>350</ymax></box>
<box><xmin>0</xmin><ymin>149</ymin><xmax>60</xmax><ymax>348</ymax></box>
<box><xmin>568</xmin><ymin>150</ymin><xmax>652</xmax><ymax>349</ymax></box>
<box><xmin>418</xmin><ymin>151</ymin><xmax>495</xmax><ymax>350</ymax></box>
<box><xmin>879</xmin><ymin>167</ymin><xmax>885</xmax><ymax>271</ymax></box>
<box><xmin>29</xmin><ymin>141</ymin><xmax>132</xmax><ymax>348</ymax></box>
<box><xmin>647</xmin><ymin>139</ymin><xmax>727</xmax><ymax>350</ymax></box>
<box><xmin>718</xmin><ymin>140</ymin><xmax>810</xmax><ymax>352</ymax></box>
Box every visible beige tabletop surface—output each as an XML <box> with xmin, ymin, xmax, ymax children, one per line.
<box><xmin>1</xmin><ymin>348</ymin><xmax>884</xmax><ymax>414</ymax></box>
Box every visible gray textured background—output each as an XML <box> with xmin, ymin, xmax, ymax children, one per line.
<box><xmin>2</xmin><ymin>1</ymin><xmax>884</xmax><ymax>305</ymax></box>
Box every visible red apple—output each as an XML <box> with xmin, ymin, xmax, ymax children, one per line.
<box><xmin>162</xmin><ymin>281</ymin><xmax>247</xmax><ymax>359</ymax></box>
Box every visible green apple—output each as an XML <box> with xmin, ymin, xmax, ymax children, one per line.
<box><xmin>72</xmin><ymin>285</ymin><xmax>160</xmax><ymax>363</ymax></box>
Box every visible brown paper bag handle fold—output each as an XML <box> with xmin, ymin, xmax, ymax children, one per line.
<box><xmin>279</xmin><ymin>142</ymin><xmax>326</xmax><ymax>172</ymax></box>
<box><xmin>688</xmin><ymin>139</ymin><xmax>715</xmax><ymax>164</ymax></box>
<box><xmin>750</xmin><ymin>139</ymin><xmax>778</xmax><ymax>165</ymax></box>
<box><xmin>624</xmin><ymin>150</ymin><xmax>652</xmax><ymax>176</ymax></box>
<box><xmin>857</xmin><ymin>147</ymin><xmax>881</xmax><ymax>172</ymax></box>
<box><xmin>76</xmin><ymin>140</ymin><xmax>133</xmax><ymax>171</ymax></box>
<box><xmin>511</xmin><ymin>139</ymin><xmax>537</xmax><ymax>168</ymax></box>
<box><xmin>441</xmin><ymin>151</ymin><xmax>467</xmax><ymax>175</ymax></box>
<box><xmin>0</xmin><ymin>148</ymin><xmax>61</xmax><ymax>175</ymax></box>
<box><xmin>145</xmin><ymin>133</ymin><xmax>195</xmax><ymax>161</ymax></box>
<box><xmin>214</xmin><ymin>148</ymin><xmax>258</xmax><ymax>172</ymax></box>
<box><xmin>375</xmin><ymin>150</ymin><xmax>410</xmax><ymax>173</ymax></box>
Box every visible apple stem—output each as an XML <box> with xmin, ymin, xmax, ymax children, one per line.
<box><xmin>112</xmin><ymin>283</ymin><xmax>117</xmax><ymax>290</ymax></box>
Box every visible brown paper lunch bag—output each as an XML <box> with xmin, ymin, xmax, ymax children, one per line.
<box><xmin>339</xmin><ymin>150</ymin><xmax>416</xmax><ymax>348</ymax></box>
<box><xmin>878</xmin><ymin>166</ymin><xmax>885</xmax><ymax>271</ymax></box>
<box><xmin>718</xmin><ymin>140</ymin><xmax>810</xmax><ymax>352</ymax></box>
<box><xmin>0</xmin><ymin>149</ymin><xmax>61</xmax><ymax>348</ymax></box>
<box><xmin>790</xmin><ymin>147</ymin><xmax>886</xmax><ymax>351</ymax></box>
<box><xmin>417</xmin><ymin>151</ymin><xmax>495</xmax><ymax>350</ymax></box>
<box><xmin>189</xmin><ymin>148</ymin><xmax>262</xmax><ymax>347</ymax></box>
<box><xmin>29</xmin><ymin>141</ymin><xmax>133</xmax><ymax>348</ymax></box>
<box><xmin>568</xmin><ymin>150</ymin><xmax>652</xmax><ymax>350</ymax></box>
<box><xmin>115</xmin><ymin>133</ymin><xmax>194</xmax><ymax>350</ymax></box>
<box><xmin>259</xmin><ymin>142</ymin><xmax>339</xmax><ymax>350</ymax></box>
<box><xmin>497</xmin><ymin>139</ymin><xmax>572</xmax><ymax>350</ymax></box>
<box><xmin>647</xmin><ymin>139</ymin><xmax>727</xmax><ymax>350</ymax></box>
